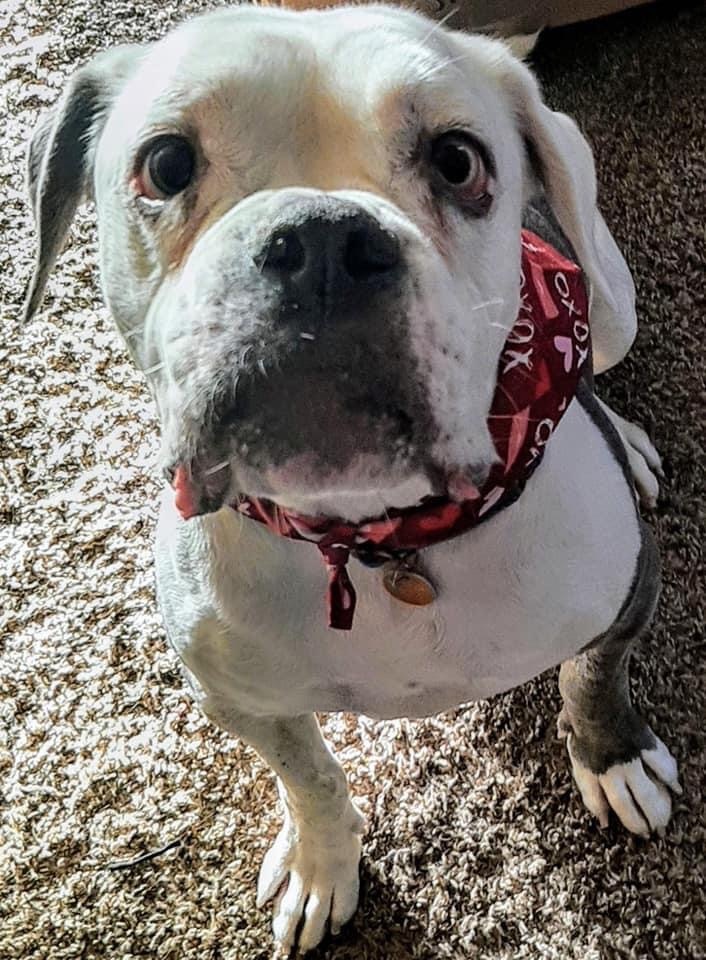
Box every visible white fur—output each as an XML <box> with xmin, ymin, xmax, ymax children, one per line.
<box><xmin>597</xmin><ymin>396</ymin><xmax>663</xmax><ymax>508</ymax></box>
<box><xmin>32</xmin><ymin>7</ymin><xmax>677</xmax><ymax>952</ymax></box>
<box><xmin>258</xmin><ymin>793</ymin><xmax>364</xmax><ymax>953</ymax></box>
<box><xmin>93</xmin><ymin>5</ymin><xmax>636</xmax><ymax>501</ymax></box>
<box><xmin>158</xmin><ymin>400</ymin><xmax>641</xmax><ymax>720</ymax></box>
<box><xmin>568</xmin><ymin>735</ymin><xmax>680</xmax><ymax>836</ymax></box>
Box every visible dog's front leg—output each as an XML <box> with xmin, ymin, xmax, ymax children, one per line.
<box><xmin>202</xmin><ymin>701</ymin><xmax>364</xmax><ymax>955</ymax></box>
<box><xmin>557</xmin><ymin>529</ymin><xmax>681</xmax><ymax>835</ymax></box>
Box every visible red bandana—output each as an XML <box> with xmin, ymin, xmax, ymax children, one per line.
<box><xmin>234</xmin><ymin>231</ymin><xmax>590</xmax><ymax>629</ymax></box>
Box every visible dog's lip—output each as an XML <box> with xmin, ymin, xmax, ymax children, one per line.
<box><xmin>173</xmin><ymin>465</ymin><xmax>200</xmax><ymax>520</ymax></box>
<box><xmin>171</xmin><ymin>456</ymin><xmax>486</xmax><ymax>523</ymax></box>
<box><xmin>169</xmin><ymin>460</ymin><xmax>233</xmax><ymax>520</ymax></box>
<box><xmin>445</xmin><ymin>470</ymin><xmax>482</xmax><ymax>503</ymax></box>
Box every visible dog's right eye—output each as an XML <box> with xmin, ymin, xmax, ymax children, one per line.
<box><xmin>136</xmin><ymin>136</ymin><xmax>196</xmax><ymax>200</ymax></box>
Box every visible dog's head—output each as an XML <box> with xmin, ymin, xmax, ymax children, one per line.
<box><xmin>24</xmin><ymin>4</ymin><xmax>635</xmax><ymax>520</ymax></box>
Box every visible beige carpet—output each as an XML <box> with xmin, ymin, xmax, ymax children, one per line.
<box><xmin>2</xmin><ymin>2</ymin><xmax>704</xmax><ymax>958</ymax></box>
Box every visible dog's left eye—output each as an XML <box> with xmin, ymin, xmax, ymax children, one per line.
<box><xmin>429</xmin><ymin>133</ymin><xmax>493</xmax><ymax>214</ymax></box>
<box><xmin>135</xmin><ymin>136</ymin><xmax>196</xmax><ymax>201</ymax></box>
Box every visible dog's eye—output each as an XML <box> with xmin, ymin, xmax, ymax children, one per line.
<box><xmin>429</xmin><ymin>133</ymin><xmax>492</xmax><ymax>214</ymax></box>
<box><xmin>137</xmin><ymin>136</ymin><xmax>195</xmax><ymax>200</ymax></box>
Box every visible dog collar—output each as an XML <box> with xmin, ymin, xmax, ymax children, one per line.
<box><xmin>233</xmin><ymin>231</ymin><xmax>590</xmax><ymax>630</ymax></box>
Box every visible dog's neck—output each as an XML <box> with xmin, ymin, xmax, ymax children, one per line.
<box><xmin>234</xmin><ymin>231</ymin><xmax>591</xmax><ymax>630</ymax></box>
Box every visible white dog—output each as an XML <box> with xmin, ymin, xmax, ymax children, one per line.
<box><xmin>25</xmin><ymin>5</ymin><xmax>679</xmax><ymax>955</ymax></box>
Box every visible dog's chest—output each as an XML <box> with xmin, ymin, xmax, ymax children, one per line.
<box><xmin>156</xmin><ymin>403</ymin><xmax>641</xmax><ymax>720</ymax></box>
<box><xmin>164</xmin><ymin>528</ymin><xmax>543</xmax><ymax>719</ymax></box>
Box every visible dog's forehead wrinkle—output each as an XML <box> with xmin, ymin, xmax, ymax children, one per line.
<box><xmin>126</xmin><ymin>7</ymin><xmax>504</xmax><ymax>143</ymax></box>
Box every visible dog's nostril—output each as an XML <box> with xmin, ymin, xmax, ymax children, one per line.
<box><xmin>262</xmin><ymin>230</ymin><xmax>306</xmax><ymax>273</ymax></box>
<box><xmin>345</xmin><ymin>227</ymin><xmax>400</xmax><ymax>280</ymax></box>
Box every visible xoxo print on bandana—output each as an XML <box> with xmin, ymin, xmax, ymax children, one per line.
<box><xmin>234</xmin><ymin>230</ymin><xmax>590</xmax><ymax>630</ymax></box>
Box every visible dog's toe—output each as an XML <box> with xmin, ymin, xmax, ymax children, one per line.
<box><xmin>600</xmin><ymin>759</ymin><xmax>672</xmax><ymax>835</ymax></box>
<box><xmin>258</xmin><ymin>804</ymin><xmax>363</xmax><ymax>956</ymax></box>
<box><xmin>567</xmin><ymin>735</ymin><xmax>679</xmax><ymax>836</ymax></box>
<box><xmin>297</xmin><ymin>889</ymin><xmax>332</xmax><ymax>954</ymax></box>
<box><xmin>619</xmin><ymin>417</ymin><xmax>663</xmax><ymax>474</ymax></box>
<box><xmin>568</xmin><ymin>743</ymin><xmax>611</xmax><ymax>827</ymax></box>
<box><xmin>625</xmin><ymin>445</ymin><xmax>660</xmax><ymax>509</ymax></box>
<box><xmin>641</xmin><ymin>735</ymin><xmax>682</xmax><ymax>793</ymax></box>
<box><xmin>595</xmin><ymin>399</ymin><xmax>663</xmax><ymax>506</ymax></box>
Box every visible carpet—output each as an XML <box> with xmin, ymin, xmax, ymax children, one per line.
<box><xmin>1</xmin><ymin>1</ymin><xmax>704</xmax><ymax>958</ymax></box>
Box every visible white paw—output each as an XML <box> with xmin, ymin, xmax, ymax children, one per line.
<box><xmin>624</xmin><ymin>443</ymin><xmax>660</xmax><ymax>509</ymax></box>
<box><xmin>597</xmin><ymin>399</ymin><xmax>663</xmax><ymax>508</ymax></box>
<box><xmin>568</xmin><ymin>734</ymin><xmax>681</xmax><ymax>836</ymax></box>
<box><xmin>618</xmin><ymin>416</ymin><xmax>663</xmax><ymax>475</ymax></box>
<box><xmin>257</xmin><ymin>803</ymin><xmax>365</xmax><ymax>956</ymax></box>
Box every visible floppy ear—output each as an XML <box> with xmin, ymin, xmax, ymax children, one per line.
<box><xmin>502</xmin><ymin>58</ymin><xmax>636</xmax><ymax>374</ymax></box>
<box><xmin>23</xmin><ymin>45</ymin><xmax>143</xmax><ymax>322</ymax></box>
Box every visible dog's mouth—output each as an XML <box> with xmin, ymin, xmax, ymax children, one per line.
<box><xmin>165</xmin><ymin>354</ymin><xmax>450</xmax><ymax>521</ymax></box>
<box><xmin>168</xmin><ymin>453</ymin><xmax>485</xmax><ymax>524</ymax></box>
<box><xmin>170</xmin><ymin>461</ymin><xmax>234</xmax><ymax>520</ymax></box>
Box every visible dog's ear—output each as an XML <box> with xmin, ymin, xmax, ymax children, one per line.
<box><xmin>501</xmin><ymin>57</ymin><xmax>636</xmax><ymax>374</ymax></box>
<box><xmin>23</xmin><ymin>45</ymin><xmax>143</xmax><ymax>322</ymax></box>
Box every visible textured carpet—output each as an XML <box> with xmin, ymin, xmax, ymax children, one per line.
<box><xmin>2</xmin><ymin>2</ymin><xmax>704</xmax><ymax>958</ymax></box>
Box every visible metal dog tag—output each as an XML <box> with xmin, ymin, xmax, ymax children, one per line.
<box><xmin>382</xmin><ymin>564</ymin><xmax>436</xmax><ymax>606</ymax></box>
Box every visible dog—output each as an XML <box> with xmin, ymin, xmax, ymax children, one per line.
<box><xmin>24</xmin><ymin>5</ymin><xmax>680</xmax><ymax>954</ymax></box>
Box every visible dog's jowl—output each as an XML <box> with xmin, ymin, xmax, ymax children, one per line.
<box><xmin>25</xmin><ymin>5</ymin><xmax>680</xmax><ymax>955</ymax></box>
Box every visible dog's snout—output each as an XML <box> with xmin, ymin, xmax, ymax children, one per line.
<box><xmin>345</xmin><ymin>224</ymin><xmax>400</xmax><ymax>278</ymax></box>
<box><xmin>259</xmin><ymin>209</ymin><xmax>402</xmax><ymax>309</ymax></box>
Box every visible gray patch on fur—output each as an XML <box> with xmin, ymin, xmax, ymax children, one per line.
<box><xmin>558</xmin><ymin>521</ymin><xmax>661</xmax><ymax>774</ymax></box>
<box><xmin>557</xmin><ymin>379</ymin><xmax>662</xmax><ymax>774</ymax></box>
<box><xmin>522</xmin><ymin>195</ymin><xmax>577</xmax><ymax>262</ymax></box>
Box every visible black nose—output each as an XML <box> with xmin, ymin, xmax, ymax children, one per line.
<box><xmin>258</xmin><ymin>208</ymin><xmax>402</xmax><ymax>310</ymax></box>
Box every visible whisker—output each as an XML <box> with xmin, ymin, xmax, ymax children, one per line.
<box><xmin>417</xmin><ymin>52</ymin><xmax>470</xmax><ymax>84</ymax></box>
<box><xmin>142</xmin><ymin>360</ymin><xmax>165</xmax><ymax>375</ymax></box>
<box><xmin>204</xmin><ymin>459</ymin><xmax>230</xmax><ymax>476</ymax></box>
<box><xmin>420</xmin><ymin>7</ymin><xmax>459</xmax><ymax>44</ymax></box>
<box><xmin>470</xmin><ymin>298</ymin><xmax>505</xmax><ymax>312</ymax></box>
<box><xmin>493</xmin><ymin>379</ymin><xmax>523</xmax><ymax>414</ymax></box>
<box><xmin>375</xmin><ymin>491</ymin><xmax>404</xmax><ymax>550</ymax></box>
<box><xmin>375</xmin><ymin>491</ymin><xmax>393</xmax><ymax>526</ymax></box>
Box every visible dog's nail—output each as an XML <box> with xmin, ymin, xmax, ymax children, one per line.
<box><xmin>671</xmin><ymin>779</ymin><xmax>683</xmax><ymax>796</ymax></box>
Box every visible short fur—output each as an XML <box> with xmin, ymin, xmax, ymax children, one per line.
<box><xmin>24</xmin><ymin>6</ymin><xmax>679</xmax><ymax>954</ymax></box>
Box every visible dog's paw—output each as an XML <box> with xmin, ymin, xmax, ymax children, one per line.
<box><xmin>257</xmin><ymin>802</ymin><xmax>365</xmax><ymax>956</ymax></box>
<box><xmin>596</xmin><ymin>399</ymin><xmax>663</xmax><ymax>508</ymax></box>
<box><xmin>622</xmin><ymin>421</ymin><xmax>662</xmax><ymax>509</ymax></box>
<box><xmin>567</xmin><ymin>732</ymin><xmax>681</xmax><ymax>836</ymax></box>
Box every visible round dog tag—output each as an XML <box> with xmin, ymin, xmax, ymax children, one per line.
<box><xmin>382</xmin><ymin>567</ymin><xmax>436</xmax><ymax>606</ymax></box>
